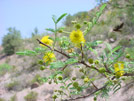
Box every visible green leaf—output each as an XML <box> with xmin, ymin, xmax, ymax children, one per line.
<box><xmin>93</xmin><ymin>17</ymin><xmax>97</xmax><ymax>24</ymax></box>
<box><xmin>42</xmin><ymin>78</ymin><xmax>48</xmax><ymax>83</ymax></box>
<box><xmin>45</xmin><ymin>28</ymin><xmax>55</xmax><ymax>32</ymax></box>
<box><xmin>50</xmin><ymin>61</ymin><xmax>65</xmax><ymax>69</ymax></box>
<box><xmin>66</xmin><ymin>83</ymin><xmax>72</xmax><ymax>88</ymax></box>
<box><xmin>123</xmin><ymin>68</ymin><xmax>129</xmax><ymax>72</ymax></box>
<box><xmin>89</xmin><ymin>47</ymin><xmax>98</xmax><ymax>55</ymax></box>
<box><xmin>56</xmin><ymin>13</ymin><xmax>67</xmax><ymax>24</ymax></box>
<box><xmin>69</xmin><ymin>87</ymin><xmax>76</xmax><ymax>90</ymax></box>
<box><xmin>16</xmin><ymin>52</ymin><xmax>26</xmax><ymax>55</ymax></box>
<box><xmin>52</xmin><ymin>15</ymin><xmax>56</xmax><ymax>23</ymax></box>
<box><xmin>34</xmin><ymin>47</ymin><xmax>45</xmax><ymax>52</ymax></box>
<box><xmin>88</xmin><ymin>22</ymin><xmax>93</xmax><ymax>28</ymax></box>
<box><xmin>113</xmin><ymin>83</ymin><xmax>121</xmax><ymax>94</ymax></box>
<box><xmin>96</xmin><ymin>12</ymin><xmax>101</xmax><ymax>18</ymax></box>
<box><xmin>81</xmin><ymin>85</ymin><xmax>89</xmax><ymax>89</ymax></box>
<box><xmin>25</xmin><ymin>50</ymin><xmax>37</xmax><ymax>55</ymax></box>
<box><xmin>16</xmin><ymin>50</ymin><xmax>37</xmax><ymax>56</ymax></box>
<box><xmin>63</xmin><ymin>78</ymin><xmax>69</xmax><ymax>82</ymax></box>
<box><xmin>96</xmin><ymin>40</ymin><xmax>103</xmax><ymax>44</ymax></box>
<box><xmin>105</xmin><ymin>43</ymin><xmax>112</xmax><ymax>52</ymax></box>
<box><xmin>70</xmin><ymin>91</ymin><xmax>79</xmax><ymax>95</ymax></box>
<box><xmin>100</xmin><ymin>3</ymin><xmax>107</xmax><ymax>12</ymax></box>
<box><xmin>113</xmin><ymin>50</ymin><xmax>123</xmax><ymax>62</ymax></box>
<box><xmin>112</xmin><ymin>46</ymin><xmax>121</xmax><ymax>53</ymax></box>
<box><xmin>65</xmin><ymin>58</ymin><xmax>78</xmax><ymax>65</ymax></box>
<box><xmin>56</xmin><ymin>71</ymin><xmax>63</xmax><ymax>74</ymax></box>
<box><xmin>60</xmin><ymin>86</ymin><xmax>65</xmax><ymax>89</ymax></box>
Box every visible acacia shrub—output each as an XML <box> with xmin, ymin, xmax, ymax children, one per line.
<box><xmin>2</xmin><ymin>27</ymin><xmax>22</xmax><ymax>55</ymax></box>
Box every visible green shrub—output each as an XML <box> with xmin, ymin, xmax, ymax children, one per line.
<box><xmin>125</xmin><ymin>47</ymin><xmax>134</xmax><ymax>60</ymax></box>
<box><xmin>63</xmin><ymin>67</ymin><xmax>73</xmax><ymax>78</ymax></box>
<box><xmin>31</xmin><ymin>74</ymin><xmax>42</xmax><ymax>84</ymax></box>
<box><xmin>0</xmin><ymin>63</ymin><xmax>12</xmax><ymax>76</ymax></box>
<box><xmin>118</xmin><ymin>38</ymin><xmax>131</xmax><ymax>47</ymax></box>
<box><xmin>108</xmin><ymin>32</ymin><xmax>117</xmax><ymax>41</ymax></box>
<box><xmin>64</xmin><ymin>11</ymin><xmax>89</xmax><ymax>27</ymax></box>
<box><xmin>10</xmin><ymin>95</ymin><xmax>17</xmax><ymax>101</ymax></box>
<box><xmin>64</xmin><ymin>14</ymin><xmax>74</xmax><ymax>27</ymax></box>
<box><xmin>6</xmin><ymin>81</ymin><xmax>19</xmax><ymax>91</ymax></box>
<box><xmin>24</xmin><ymin>91</ymin><xmax>38</xmax><ymax>101</ymax></box>
<box><xmin>2</xmin><ymin>27</ymin><xmax>22</xmax><ymax>55</ymax></box>
<box><xmin>0</xmin><ymin>98</ymin><xmax>5</xmax><ymax>101</ymax></box>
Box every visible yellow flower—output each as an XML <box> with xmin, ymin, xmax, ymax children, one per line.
<box><xmin>70</xmin><ymin>30</ymin><xmax>85</xmax><ymax>46</ymax></box>
<box><xmin>114</xmin><ymin>62</ymin><xmax>125</xmax><ymax>77</ymax></box>
<box><xmin>43</xmin><ymin>52</ymin><xmax>55</xmax><ymax>64</ymax></box>
<box><xmin>40</xmin><ymin>36</ymin><xmax>53</xmax><ymax>47</ymax></box>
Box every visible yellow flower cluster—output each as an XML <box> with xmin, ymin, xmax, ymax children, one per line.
<box><xmin>70</xmin><ymin>30</ymin><xmax>85</xmax><ymax>46</ymax></box>
<box><xmin>40</xmin><ymin>36</ymin><xmax>53</xmax><ymax>47</ymax></box>
<box><xmin>114</xmin><ymin>62</ymin><xmax>125</xmax><ymax>77</ymax></box>
<box><xmin>43</xmin><ymin>52</ymin><xmax>55</xmax><ymax>64</ymax></box>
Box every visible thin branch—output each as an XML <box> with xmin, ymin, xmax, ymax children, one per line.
<box><xmin>91</xmin><ymin>81</ymin><xmax>98</xmax><ymax>90</ymax></box>
<box><xmin>61</xmin><ymin>65</ymin><xmax>68</xmax><ymax>71</ymax></box>
<box><xmin>63</xmin><ymin>84</ymin><xmax>107</xmax><ymax>101</ymax></box>
<box><xmin>104</xmin><ymin>63</ymin><xmax>111</xmax><ymax>74</ymax></box>
<box><xmin>111</xmin><ymin>73</ymin><xmax>134</xmax><ymax>80</ymax></box>
<box><xmin>123</xmin><ymin>73</ymin><xmax>134</xmax><ymax>76</ymax></box>
<box><xmin>37</xmin><ymin>39</ymin><xmax>70</xmax><ymax>58</ymax></box>
<box><xmin>80</xmin><ymin>44</ymin><xmax>84</xmax><ymax>61</ymax></box>
<box><xmin>79</xmin><ymin>61</ymin><xmax>107</xmax><ymax>78</ymax></box>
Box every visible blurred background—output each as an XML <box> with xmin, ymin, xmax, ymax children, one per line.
<box><xmin>0</xmin><ymin>0</ymin><xmax>134</xmax><ymax>101</ymax></box>
<box><xmin>0</xmin><ymin>0</ymin><xmax>97</xmax><ymax>45</ymax></box>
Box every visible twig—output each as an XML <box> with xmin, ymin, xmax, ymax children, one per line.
<box><xmin>80</xmin><ymin>44</ymin><xmax>84</xmax><ymax>61</ymax></box>
<box><xmin>63</xmin><ymin>84</ymin><xmax>107</xmax><ymax>101</ymax></box>
<box><xmin>91</xmin><ymin>81</ymin><xmax>98</xmax><ymax>90</ymax></box>
<box><xmin>123</xmin><ymin>73</ymin><xmax>134</xmax><ymax>76</ymax></box>
<box><xmin>104</xmin><ymin>63</ymin><xmax>111</xmax><ymax>74</ymax></box>
<box><xmin>79</xmin><ymin>61</ymin><xmax>107</xmax><ymax>78</ymax></box>
<box><xmin>37</xmin><ymin>39</ymin><xmax>70</xmax><ymax>58</ymax></box>
<box><xmin>61</xmin><ymin>65</ymin><xmax>68</xmax><ymax>71</ymax></box>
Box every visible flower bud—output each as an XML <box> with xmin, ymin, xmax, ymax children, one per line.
<box><xmin>57</xmin><ymin>75</ymin><xmax>63</xmax><ymax>80</ymax></box>
<box><xmin>73</xmin><ymin>82</ymin><xmax>79</xmax><ymax>88</ymax></box>
<box><xmin>126</xmin><ymin>54</ymin><xmax>130</xmax><ymax>58</ymax></box>
<box><xmin>58</xmin><ymin>90</ymin><xmax>63</xmax><ymax>93</ymax></box>
<box><xmin>38</xmin><ymin>60</ymin><xmax>44</xmax><ymax>65</ymax></box>
<box><xmin>75</xmin><ymin>23</ymin><xmax>81</xmax><ymax>29</ymax></box>
<box><xmin>99</xmin><ymin>67</ymin><xmax>106</xmax><ymax>73</ymax></box>
<box><xmin>58</xmin><ymin>29</ymin><xmax>63</xmax><ymax>33</ymax></box>
<box><xmin>71</xmin><ymin>21</ymin><xmax>77</xmax><ymax>24</ymax></box>
<box><xmin>67</xmin><ymin>48</ymin><xmax>74</xmax><ymax>53</ymax></box>
<box><xmin>54</xmin><ymin>90</ymin><xmax>57</xmax><ymax>92</ymax></box>
<box><xmin>48</xmin><ymin>81</ymin><xmax>52</xmax><ymax>84</ymax></box>
<box><xmin>84</xmin><ymin>77</ymin><xmax>90</xmax><ymax>83</ymax></box>
<box><xmin>79</xmin><ymin>68</ymin><xmax>84</xmax><ymax>72</ymax></box>
<box><xmin>94</xmin><ymin>97</ymin><xmax>97</xmax><ymax>101</ymax></box>
<box><xmin>81</xmin><ymin>75</ymin><xmax>85</xmax><ymax>79</ymax></box>
<box><xmin>113</xmin><ymin>80</ymin><xmax>118</xmax><ymax>84</ymax></box>
<box><xmin>91</xmin><ymin>65</ymin><xmax>95</xmax><ymax>68</ymax></box>
<box><xmin>88</xmin><ymin>58</ymin><xmax>94</xmax><ymax>64</ymax></box>
<box><xmin>77</xmin><ymin>87</ymin><xmax>81</xmax><ymax>91</ymax></box>
<box><xmin>72</xmin><ymin>77</ymin><xmax>76</xmax><ymax>81</ymax></box>
<box><xmin>52</xmin><ymin>95</ymin><xmax>57</xmax><ymax>99</ymax></box>
<box><xmin>121</xmin><ymin>78</ymin><xmax>126</xmax><ymax>80</ymax></box>
<box><xmin>94</xmin><ymin>60</ymin><xmax>99</xmax><ymax>64</ymax></box>
<box><xmin>84</xmin><ymin>21</ymin><xmax>88</xmax><ymax>25</ymax></box>
<box><xmin>40</xmin><ymin>66</ymin><xmax>46</xmax><ymax>71</ymax></box>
